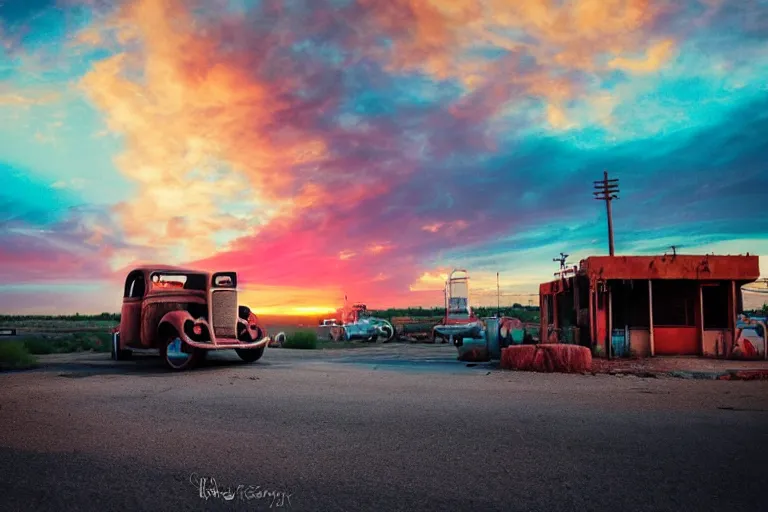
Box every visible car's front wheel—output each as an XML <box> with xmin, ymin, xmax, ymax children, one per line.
<box><xmin>379</xmin><ymin>325</ymin><xmax>394</xmax><ymax>342</ymax></box>
<box><xmin>159</xmin><ymin>331</ymin><xmax>203</xmax><ymax>371</ymax></box>
<box><xmin>274</xmin><ymin>332</ymin><xmax>287</xmax><ymax>347</ymax></box>
<box><xmin>235</xmin><ymin>346</ymin><xmax>265</xmax><ymax>362</ymax></box>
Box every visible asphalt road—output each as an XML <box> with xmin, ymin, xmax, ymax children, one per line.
<box><xmin>1</xmin><ymin>344</ymin><xmax>768</xmax><ymax>512</ymax></box>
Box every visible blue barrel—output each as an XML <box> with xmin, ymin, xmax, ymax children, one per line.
<box><xmin>611</xmin><ymin>329</ymin><xmax>628</xmax><ymax>357</ymax></box>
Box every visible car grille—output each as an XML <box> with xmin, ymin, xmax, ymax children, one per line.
<box><xmin>211</xmin><ymin>289</ymin><xmax>237</xmax><ymax>338</ymax></box>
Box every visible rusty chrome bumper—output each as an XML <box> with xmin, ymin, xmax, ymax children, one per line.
<box><xmin>182</xmin><ymin>335</ymin><xmax>271</xmax><ymax>350</ymax></box>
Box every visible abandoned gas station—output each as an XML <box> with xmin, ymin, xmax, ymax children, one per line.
<box><xmin>539</xmin><ymin>254</ymin><xmax>762</xmax><ymax>358</ymax></box>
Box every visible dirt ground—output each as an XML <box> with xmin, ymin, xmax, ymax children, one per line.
<box><xmin>591</xmin><ymin>355</ymin><xmax>768</xmax><ymax>376</ymax></box>
<box><xmin>2</xmin><ymin>343</ymin><xmax>768</xmax><ymax>511</ymax></box>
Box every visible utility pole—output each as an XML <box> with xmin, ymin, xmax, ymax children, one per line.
<box><xmin>593</xmin><ymin>170</ymin><xmax>620</xmax><ymax>256</ymax></box>
<box><xmin>443</xmin><ymin>284</ymin><xmax>447</xmax><ymax>313</ymax></box>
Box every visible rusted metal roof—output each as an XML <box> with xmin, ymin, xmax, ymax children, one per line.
<box><xmin>540</xmin><ymin>254</ymin><xmax>760</xmax><ymax>291</ymax></box>
<box><xmin>580</xmin><ymin>254</ymin><xmax>760</xmax><ymax>281</ymax></box>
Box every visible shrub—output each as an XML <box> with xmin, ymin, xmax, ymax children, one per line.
<box><xmin>72</xmin><ymin>332</ymin><xmax>111</xmax><ymax>352</ymax></box>
<box><xmin>22</xmin><ymin>336</ymin><xmax>57</xmax><ymax>355</ymax></box>
<box><xmin>22</xmin><ymin>333</ymin><xmax>111</xmax><ymax>355</ymax></box>
<box><xmin>282</xmin><ymin>330</ymin><xmax>318</xmax><ymax>349</ymax></box>
<box><xmin>0</xmin><ymin>341</ymin><xmax>38</xmax><ymax>370</ymax></box>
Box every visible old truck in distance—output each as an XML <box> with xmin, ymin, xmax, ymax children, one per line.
<box><xmin>112</xmin><ymin>265</ymin><xmax>270</xmax><ymax>371</ymax></box>
<box><xmin>318</xmin><ymin>302</ymin><xmax>395</xmax><ymax>342</ymax></box>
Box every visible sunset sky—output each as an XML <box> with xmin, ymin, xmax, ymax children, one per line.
<box><xmin>1</xmin><ymin>0</ymin><xmax>767</xmax><ymax>316</ymax></box>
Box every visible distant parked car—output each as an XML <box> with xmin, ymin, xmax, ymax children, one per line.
<box><xmin>112</xmin><ymin>265</ymin><xmax>270</xmax><ymax>371</ymax></box>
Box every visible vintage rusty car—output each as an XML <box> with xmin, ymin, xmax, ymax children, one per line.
<box><xmin>111</xmin><ymin>265</ymin><xmax>270</xmax><ymax>371</ymax></box>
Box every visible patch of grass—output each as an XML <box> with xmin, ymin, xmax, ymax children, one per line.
<box><xmin>20</xmin><ymin>332</ymin><xmax>112</xmax><ymax>355</ymax></box>
<box><xmin>0</xmin><ymin>320</ymin><xmax>116</xmax><ymax>332</ymax></box>
<box><xmin>0</xmin><ymin>341</ymin><xmax>38</xmax><ymax>371</ymax></box>
<box><xmin>282</xmin><ymin>330</ymin><xmax>318</xmax><ymax>350</ymax></box>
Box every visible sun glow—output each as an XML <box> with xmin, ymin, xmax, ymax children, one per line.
<box><xmin>255</xmin><ymin>306</ymin><xmax>337</xmax><ymax>316</ymax></box>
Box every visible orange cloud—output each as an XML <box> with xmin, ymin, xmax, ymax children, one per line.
<box><xmin>409</xmin><ymin>270</ymin><xmax>450</xmax><ymax>292</ymax></box>
<box><xmin>608</xmin><ymin>39</ymin><xmax>676</xmax><ymax>73</ymax></box>
<box><xmin>367</xmin><ymin>243</ymin><xmax>393</xmax><ymax>255</ymax></box>
<box><xmin>420</xmin><ymin>220</ymin><xmax>469</xmax><ymax>235</ymax></box>
<box><xmin>360</xmin><ymin>0</ymin><xmax>680</xmax><ymax>129</ymax></box>
<box><xmin>546</xmin><ymin>104</ymin><xmax>575</xmax><ymax>131</ymax></box>
<box><xmin>0</xmin><ymin>91</ymin><xmax>60</xmax><ymax>106</ymax></box>
<box><xmin>77</xmin><ymin>0</ymin><xmax>333</xmax><ymax>263</ymax></box>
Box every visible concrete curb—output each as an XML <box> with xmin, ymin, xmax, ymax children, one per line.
<box><xmin>594</xmin><ymin>369</ymin><xmax>768</xmax><ymax>381</ymax></box>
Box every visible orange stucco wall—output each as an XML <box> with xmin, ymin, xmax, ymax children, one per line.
<box><xmin>629</xmin><ymin>329</ymin><xmax>651</xmax><ymax>357</ymax></box>
<box><xmin>702</xmin><ymin>329</ymin><xmax>732</xmax><ymax>358</ymax></box>
<box><xmin>654</xmin><ymin>326</ymin><xmax>699</xmax><ymax>355</ymax></box>
<box><xmin>595</xmin><ymin>291</ymin><xmax>607</xmax><ymax>355</ymax></box>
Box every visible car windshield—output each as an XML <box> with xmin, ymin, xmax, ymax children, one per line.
<box><xmin>150</xmin><ymin>273</ymin><xmax>206</xmax><ymax>291</ymax></box>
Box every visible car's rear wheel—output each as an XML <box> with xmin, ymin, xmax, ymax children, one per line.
<box><xmin>235</xmin><ymin>346</ymin><xmax>265</xmax><ymax>362</ymax></box>
<box><xmin>111</xmin><ymin>332</ymin><xmax>132</xmax><ymax>361</ymax></box>
<box><xmin>379</xmin><ymin>325</ymin><xmax>394</xmax><ymax>342</ymax></box>
<box><xmin>159</xmin><ymin>331</ymin><xmax>203</xmax><ymax>371</ymax></box>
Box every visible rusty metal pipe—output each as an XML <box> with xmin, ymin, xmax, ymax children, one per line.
<box><xmin>607</xmin><ymin>283</ymin><xmax>613</xmax><ymax>360</ymax></box>
<box><xmin>649</xmin><ymin>280</ymin><xmax>655</xmax><ymax>357</ymax></box>
<box><xmin>589</xmin><ymin>287</ymin><xmax>595</xmax><ymax>348</ymax></box>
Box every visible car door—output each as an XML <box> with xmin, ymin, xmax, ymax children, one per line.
<box><xmin>120</xmin><ymin>270</ymin><xmax>145</xmax><ymax>347</ymax></box>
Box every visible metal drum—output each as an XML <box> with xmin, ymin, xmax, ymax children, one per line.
<box><xmin>455</xmin><ymin>334</ymin><xmax>490</xmax><ymax>361</ymax></box>
<box><xmin>484</xmin><ymin>317</ymin><xmax>500</xmax><ymax>359</ymax></box>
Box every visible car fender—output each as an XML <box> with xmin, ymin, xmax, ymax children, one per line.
<box><xmin>238</xmin><ymin>310</ymin><xmax>265</xmax><ymax>341</ymax></box>
<box><xmin>157</xmin><ymin>310</ymin><xmax>199</xmax><ymax>342</ymax></box>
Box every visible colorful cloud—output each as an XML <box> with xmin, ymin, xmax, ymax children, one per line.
<box><xmin>1</xmin><ymin>0</ymin><xmax>767</xmax><ymax>315</ymax></box>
